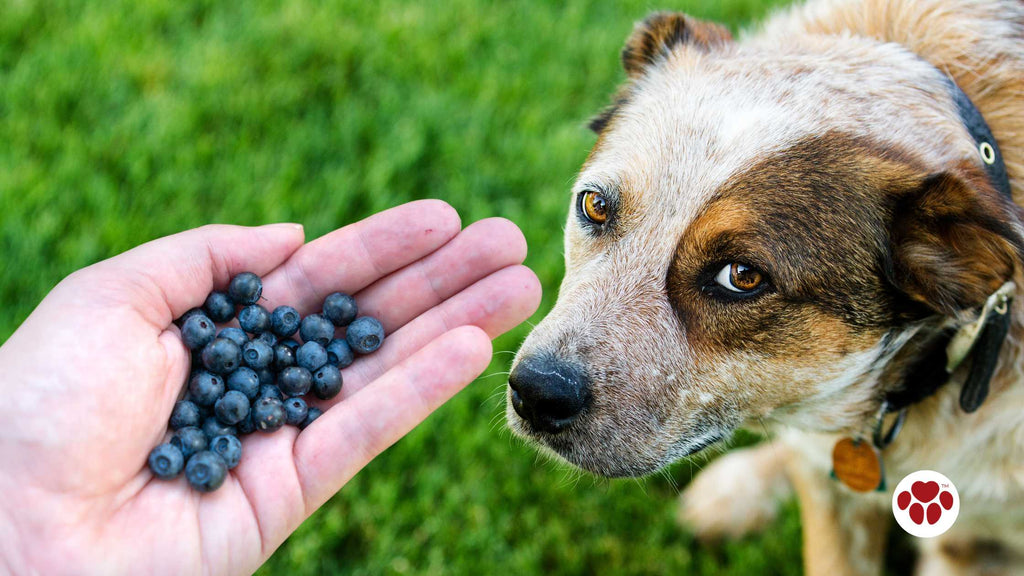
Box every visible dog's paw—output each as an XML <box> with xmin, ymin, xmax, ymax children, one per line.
<box><xmin>678</xmin><ymin>442</ymin><xmax>792</xmax><ymax>541</ymax></box>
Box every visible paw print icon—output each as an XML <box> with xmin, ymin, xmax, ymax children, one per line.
<box><xmin>892</xmin><ymin>470</ymin><xmax>959</xmax><ymax>537</ymax></box>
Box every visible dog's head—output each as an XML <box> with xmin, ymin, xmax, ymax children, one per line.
<box><xmin>507</xmin><ymin>13</ymin><xmax>1023</xmax><ymax>477</ymax></box>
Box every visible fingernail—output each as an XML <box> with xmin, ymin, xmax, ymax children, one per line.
<box><xmin>264</xmin><ymin>222</ymin><xmax>304</xmax><ymax>232</ymax></box>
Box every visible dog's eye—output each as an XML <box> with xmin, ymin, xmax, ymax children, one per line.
<box><xmin>714</xmin><ymin>263</ymin><xmax>764</xmax><ymax>293</ymax></box>
<box><xmin>579</xmin><ymin>191</ymin><xmax>609</xmax><ymax>225</ymax></box>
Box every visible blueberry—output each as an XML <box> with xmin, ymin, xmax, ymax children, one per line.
<box><xmin>300</xmin><ymin>407</ymin><xmax>323</xmax><ymax>430</ymax></box>
<box><xmin>270</xmin><ymin>306</ymin><xmax>301</xmax><ymax>338</ymax></box>
<box><xmin>273</xmin><ymin>343</ymin><xmax>296</xmax><ymax>371</ymax></box>
<box><xmin>148</xmin><ymin>443</ymin><xmax>185</xmax><ymax>480</ymax></box>
<box><xmin>218</xmin><ymin>327</ymin><xmax>249</xmax><ymax>349</ymax></box>
<box><xmin>256</xmin><ymin>368</ymin><xmax>275</xmax><ymax>386</ymax></box>
<box><xmin>278</xmin><ymin>366</ymin><xmax>312</xmax><ymax>397</ymax></box>
<box><xmin>181</xmin><ymin>313</ymin><xmax>216</xmax><ymax>351</ymax></box>
<box><xmin>323</xmin><ymin>292</ymin><xmax>358</xmax><ymax>327</ymax></box>
<box><xmin>214</xmin><ymin>390</ymin><xmax>250</xmax><ymax>425</ymax></box>
<box><xmin>171</xmin><ymin>426</ymin><xmax>208</xmax><ymax>460</ymax></box>
<box><xmin>299</xmin><ymin>314</ymin><xmax>334</xmax><ymax>346</ymax></box>
<box><xmin>202</xmin><ymin>416</ymin><xmax>236</xmax><ymax>440</ymax></box>
<box><xmin>177</xmin><ymin>307</ymin><xmax>205</xmax><ymax>326</ymax></box>
<box><xmin>296</xmin><ymin>341</ymin><xmax>328</xmax><ymax>372</ymax></box>
<box><xmin>210</xmin><ymin>435</ymin><xmax>242</xmax><ymax>469</ymax></box>
<box><xmin>201</xmin><ymin>338</ymin><xmax>242</xmax><ymax>375</ymax></box>
<box><xmin>188</xmin><ymin>371</ymin><xmax>225</xmax><ymax>407</ymax></box>
<box><xmin>283</xmin><ymin>397</ymin><xmax>308</xmax><ymax>426</ymax></box>
<box><xmin>251</xmin><ymin>397</ymin><xmax>286</xmax><ymax>432</ymax></box>
<box><xmin>241</xmin><ymin>339</ymin><xmax>274</xmax><ymax>370</ymax></box>
<box><xmin>169</xmin><ymin>400</ymin><xmax>202</xmax><ymax>430</ymax></box>
<box><xmin>185</xmin><ymin>451</ymin><xmax>228</xmax><ymax>493</ymax></box>
<box><xmin>237</xmin><ymin>411</ymin><xmax>256</xmax><ymax>435</ymax></box>
<box><xmin>254</xmin><ymin>330</ymin><xmax>278</xmax><ymax>347</ymax></box>
<box><xmin>228</xmin><ymin>272</ymin><xmax>263</xmax><ymax>306</ymax></box>
<box><xmin>238</xmin><ymin>304</ymin><xmax>271</xmax><ymax>334</ymax></box>
<box><xmin>280</xmin><ymin>339</ymin><xmax>300</xmax><ymax>351</ymax></box>
<box><xmin>326</xmin><ymin>338</ymin><xmax>354</xmax><ymax>368</ymax></box>
<box><xmin>259</xmin><ymin>384</ymin><xmax>283</xmax><ymax>401</ymax></box>
<box><xmin>203</xmin><ymin>291</ymin><xmax>235</xmax><ymax>323</ymax></box>
<box><xmin>312</xmin><ymin>364</ymin><xmax>343</xmax><ymax>400</ymax></box>
<box><xmin>226</xmin><ymin>367</ymin><xmax>260</xmax><ymax>400</ymax></box>
<box><xmin>346</xmin><ymin>316</ymin><xmax>385</xmax><ymax>354</ymax></box>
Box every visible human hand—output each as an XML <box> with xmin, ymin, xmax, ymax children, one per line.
<box><xmin>0</xmin><ymin>200</ymin><xmax>540</xmax><ymax>575</ymax></box>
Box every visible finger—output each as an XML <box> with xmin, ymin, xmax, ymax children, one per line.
<box><xmin>88</xmin><ymin>223</ymin><xmax>306</xmax><ymax>325</ymax></box>
<box><xmin>355</xmin><ymin>217</ymin><xmax>528</xmax><ymax>333</ymax></box>
<box><xmin>294</xmin><ymin>325</ymin><xmax>493</xmax><ymax>511</ymax></box>
<box><xmin>319</xmin><ymin>264</ymin><xmax>540</xmax><ymax>407</ymax></box>
<box><xmin>259</xmin><ymin>200</ymin><xmax>461</xmax><ymax>314</ymax></box>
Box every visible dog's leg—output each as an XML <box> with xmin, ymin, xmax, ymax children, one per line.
<box><xmin>915</xmin><ymin>537</ymin><xmax>1019</xmax><ymax>576</ymax></box>
<box><xmin>786</xmin><ymin>454</ymin><xmax>889</xmax><ymax>576</ymax></box>
<box><xmin>678</xmin><ymin>441</ymin><xmax>793</xmax><ymax>539</ymax></box>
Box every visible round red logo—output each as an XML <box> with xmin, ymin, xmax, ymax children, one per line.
<box><xmin>892</xmin><ymin>470</ymin><xmax>959</xmax><ymax>537</ymax></box>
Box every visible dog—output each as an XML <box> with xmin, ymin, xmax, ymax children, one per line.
<box><xmin>505</xmin><ymin>1</ymin><xmax>1024</xmax><ymax>574</ymax></box>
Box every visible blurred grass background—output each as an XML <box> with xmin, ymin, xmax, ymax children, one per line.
<box><xmin>0</xmin><ymin>0</ymin><xmax>825</xmax><ymax>574</ymax></box>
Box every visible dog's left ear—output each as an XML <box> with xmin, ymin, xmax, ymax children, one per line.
<box><xmin>621</xmin><ymin>12</ymin><xmax>733</xmax><ymax>79</ymax></box>
<box><xmin>889</xmin><ymin>168</ymin><xmax>1024</xmax><ymax>317</ymax></box>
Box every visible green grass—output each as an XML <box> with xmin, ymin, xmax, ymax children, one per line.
<box><xmin>0</xmin><ymin>0</ymin><xmax>819</xmax><ymax>574</ymax></box>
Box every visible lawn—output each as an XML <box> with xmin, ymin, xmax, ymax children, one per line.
<box><xmin>0</xmin><ymin>0</ymin><xmax>820</xmax><ymax>574</ymax></box>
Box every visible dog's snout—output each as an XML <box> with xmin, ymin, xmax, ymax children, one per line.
<box><xmin>508</xmin><ymin>355</ymin><xmax>591</xmax><ymax>434</ymax></box>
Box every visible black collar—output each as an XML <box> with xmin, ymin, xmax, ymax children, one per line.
<box><xmin>883</xmin><ymin>77</ymin><xmax>1014</xmax><ymax>416</ymax></box>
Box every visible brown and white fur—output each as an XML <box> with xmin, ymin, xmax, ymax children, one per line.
<box><xmin>506</xmin><ymin>1</ymin><xmax>1024</xmax><ymax>574</ymax></box>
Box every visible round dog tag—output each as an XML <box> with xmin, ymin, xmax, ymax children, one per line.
<box><xmin>832</xmin><ymin>437</ymin><xmax>882</xmax><ymax>492</ymax></box>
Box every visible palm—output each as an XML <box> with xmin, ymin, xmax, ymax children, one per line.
<box><xmin>0</xmin><ymin>201</ymin><xmax>540</xmax><ymax>575</ymax></box>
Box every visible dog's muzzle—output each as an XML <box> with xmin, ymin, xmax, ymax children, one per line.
<box><xmin>508</xmin><ymin>355</ymin><xmax>591</xmax><ymax>434</ymax></box>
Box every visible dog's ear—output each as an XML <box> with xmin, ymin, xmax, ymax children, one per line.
<box><xmin>621</xmin><ymin>12</ymin><xmax>733</xmax><ymax>79</ymax></box>
<box><xmin>889</xmin><ymin>168</ymin><xmax>1024</xmax><ymax>317</ymax></box>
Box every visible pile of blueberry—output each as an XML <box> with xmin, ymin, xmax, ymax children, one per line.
<box><xmin>146</xmin><ymin>272</ymin><xmax>385</xmax><ymax>493</ymax></box>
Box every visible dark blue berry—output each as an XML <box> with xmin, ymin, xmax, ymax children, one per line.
<box><xmin>299</xmin><ymin>314</ymin><xmax>334</xmax><ymax>346</ymax></box>
<box><xmin>171</xmin><ymin>426</ymin><xmax>207</xmax><ymax>460</ymax></box>
<box><xmin>238</xmin><ymin>304</ymin><xmax>271</xmax><ymax>334</ymax></box>
<box><xmin>346</xmin><ymin>316</ymin><xmax>385</xmax><ymax>354</ymax></box>
<box><xmin>185</xmin><ymin>451</ymin><xmax>228</xmax><ymax>492</ymax></box>
<box><xmin>177</xmin><ymin>307</ymin><xmax>205</xmax><ymax>326</ymax></box>
<box><xmin>169</xmin><ymin>400</ymin><xmax>202</xmax><ymax>430</ymax></box>
<box><xmin>201</xmin><ymin>338</ymin><xmax>242</xmax><ymax>375</ymax></box>
<box><xmin>256</xmin><ymin>368</ymin><xmax>275</xmax><ymax>386</ymax></box>
<box><xmin>251</xmin><ymin>397</ymin><xmax>286</xmax><ymax>432</ymax></box>
<box><xmin>296</xmin><ymin>341</ymin><xmax>328</xmax><ymax>372</ymax></box>
<box><xmin>326</xmin><ymin>338</ymin><xmax>354</xmax><ymax>368</ymax></box>
<box><xmin>254</xmin><ymin>330</ymin><xmax>278</xmax><ymax>347</ymax></box>
<box><xmin>280</xmin><ymin>339</ymin><xmax>300</xmax><ymax>351</ymax></box>
<box><xmin>270</xmin><ymin>306</ymin><xmax>301</xmax><ymax>338</ymax></box>
<box><xmin>278</xmin><ymin>366</ymin><xmax>312</xmax><ymax>397</ymax></box>
<box><xmin>218</xmin><ymin>327</ymin><xmax>249</xmax><ymax>348</ymax></box>
<box><xmin>214</xmin><ymin>390</ymin><xmax>250</xmax><ymax>425</ymax></box>
<box><xmin>228</xmin><ymin>272</ymin><xmax>263</xmax><ymax>306</ymax></box>
<box><xmin>203</xmin><ymin>291</ymin><xmax>235</xmax><ymax>323</ymax></box>
<box><xmin>188</xmin><ymin>371</ymin><xmax>225</xmax><ymax>407</ymax></box>
<box><xmin>237</xmin><ymin>411</ymin><xmax>256</xmax><ymax>435</ymax></box>
<box><xmin>202</xmin><ymin>416</ymin><xmax>236</xmax><ymax>440</ymax></box>
<box><xmin>241</xmin><ymin>339</ymin><xmax>273</xmax><ymax>370</ymax></box>
<box><xmin>273</xmin><ymin>343</ymin><xmax>296</xmax><ymax>371</ymax></box>
<box><xmin>323</xmin><ymin>292</ymin><xmax>358</xmax><ymax>327</ymax></box>
<box><xmin>210</xmin><ymin>435</ymin><xmax>242</xmax><ymax>469</ymax></box>
<box><xmin>181</xmin><ymin>313</ymin><xmax>216</xmax><ymax>351</ymax></box>
<box><xmin>283</xmin><ymin>397</ymin><xmax>308</xmax><ymax>426</ymax></box>
<box><xmin>226</xmin><ymin>367</ymin><xmax>260</xmax><ymax>400</ymax></box>
<box><xmin>148</xmin><ymin>443</ymin><xmax>185</xmax><ymax>480</ymax></box>
<box><xmin>300</xmin><ymin>407</ymin><xmax>323</xmax><ymax>430</ymax></box>
<box><xmin>259</xmin><ymin>384</ymin><xmax>283</xmax><ymax>401</ymax></box>
<box><xmin>312</xmin><ymin>364</ymin><xmax>343</xmax><ymax>400</ymax></box>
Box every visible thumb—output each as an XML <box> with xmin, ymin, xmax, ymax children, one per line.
<box><xmin>85</xmin><ymin>223</ymin><xmax>305</xmax><ymax>325</ymax></box>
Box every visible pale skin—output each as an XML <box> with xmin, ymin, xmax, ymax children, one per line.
<box><xmin>0</xmin><ymin>200</ymin><xmax>542</xmax><ymax>575</ymax></box>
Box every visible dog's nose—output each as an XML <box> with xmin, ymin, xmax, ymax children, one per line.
<box><xmin>508</xmin><ymin>355</ymin><xmax>591</xmax><ymax>434</ymax></box>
